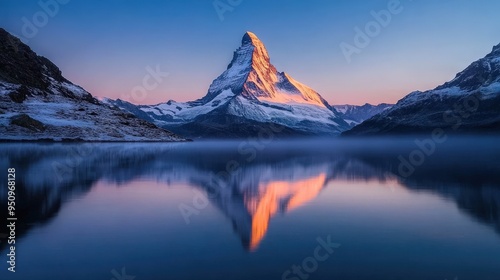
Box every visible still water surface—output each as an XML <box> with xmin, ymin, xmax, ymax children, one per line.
<box><xmin>0</xmin><ymin>137</ymin><xmax>499</xmax><ymax>280</ymax></box>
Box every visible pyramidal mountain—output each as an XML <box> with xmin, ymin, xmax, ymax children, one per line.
<box><xmin>108</xmin><ymin>32</ymin><xmax>350</xmax><ymax>138</ymax></box>
<box><xmin>0</xmin><ymin>28</ymin><xmax>185</xmax><ymax>141</ymax></box>
<box><xmin>345</xmin><ymin>43</ymin><xmax>500</xmax><ymax>135</ymax></box>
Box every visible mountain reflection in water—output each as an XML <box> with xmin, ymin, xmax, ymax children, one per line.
<box><xmin>1</xmin><ymin>137</ymin><xmax>500</xmax><ymax>253</ymax></box>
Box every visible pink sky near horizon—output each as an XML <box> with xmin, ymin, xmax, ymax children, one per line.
<box><xmin>4</xmin><ymin>1</ymin><xmax>498</xmax><ymax>106</ymax></box>
<box><xmin>83</xmin><ymin>54</ymin><xmax>467</xmax><ymax>106</ymax></box>
<box><xmin>73</xmin><ymin>31</ymin><xmax>493</xmax><ymax>107</ymax></box>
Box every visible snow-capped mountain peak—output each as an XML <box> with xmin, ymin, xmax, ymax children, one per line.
<box><xmin>205</xmin><ymin>32</ymin><xmax>329</xmax><ymax>108</ymax></box>
<box><xmin>242</xmin><ymin>31</ymin><xmax>271</xmax><ymax>62</ymax></box>
<box><xmin>108</xmin><ymin>32</ymin><xmax>350</xmax><ymax>138</ymax></box>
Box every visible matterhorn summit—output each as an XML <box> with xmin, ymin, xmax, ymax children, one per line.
<box><xmin>205</xmin><ymin>32</ymin><xmax>332</xmax><ymax>108</ymax></box>
<box><xmin>108</xmin><ymin>32</ymin><xmax>350</xmax><ymax>138</ymax></box>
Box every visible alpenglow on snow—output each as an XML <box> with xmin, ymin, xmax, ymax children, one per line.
<box><xmin>107</xmin><ymin>32</ymin><xmax>350</xmax><ymax>138</ymax></box>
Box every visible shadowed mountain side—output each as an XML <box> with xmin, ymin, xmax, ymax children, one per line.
<box><xmin>344</xmin><ymin>43</ymin><xmax>500</xmax><ymax>136</ymax></box>
<box><xmin>0</xmin><ymin>28</ymin><xmax>185</xmax><ymax>141</ymax></box>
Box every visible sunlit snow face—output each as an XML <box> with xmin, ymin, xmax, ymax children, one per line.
<box><xmin>114</xmin><ymin>32</ymin><xmax>349</xmax><ymax>135</ymax></box>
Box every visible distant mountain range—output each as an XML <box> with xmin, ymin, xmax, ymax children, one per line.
<box><xmin>0</xmin><ymin>28</ymin><xmax>185</xmax><ymax>141</ymax></box>
<box><xmin>333</xmin><ymin>103</ymin><xmax>393</xmax><ymax>127</ymax></box>
<box><xmin>345</xmin><ymin>43</ymin><xmax>500</xmax><ymax>135</ymax></box>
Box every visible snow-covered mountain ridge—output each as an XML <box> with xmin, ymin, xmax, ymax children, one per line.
<box><xmin>345</xmin><ymin>42</ymin><xmax>500</xmax><ymax>135</ymax></box>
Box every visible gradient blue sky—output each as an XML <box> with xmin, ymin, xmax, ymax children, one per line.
<box><xmin>1</xmin><ymin>0</ymin><xmax>500</xmax><ymax>105</ymax></box>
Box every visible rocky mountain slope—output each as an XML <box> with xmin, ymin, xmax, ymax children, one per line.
<box><xmin>345</xmin><ymin>43</ymin><xmax>500</xmax><ymax>135</ymax></box>
<box><xmin>0</xmin><ymin>28</ymin><xmax>185</xmax><ymax>141</ymax></box>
